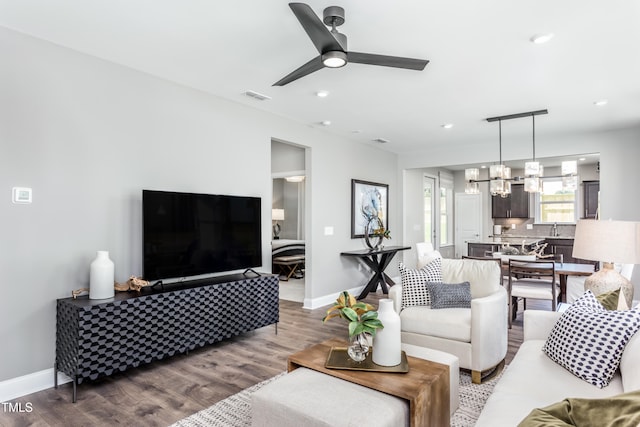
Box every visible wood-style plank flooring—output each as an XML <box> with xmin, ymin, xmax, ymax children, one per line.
<box><xmin>0</xmin><ymin>291</ymin><xmax>543</xmax><ymax>427</ymax></box>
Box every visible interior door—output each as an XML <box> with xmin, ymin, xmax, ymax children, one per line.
<box><xmin>423</xmin><ymin>175</ymin><xmax>436</xmax><ymax>248</ymax></box>
<box><xmin>455</xmin><ymin>193</ymin><xmax>483</xmax><ymax>258</ymax></box>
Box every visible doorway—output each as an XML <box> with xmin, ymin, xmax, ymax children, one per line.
<box><xmin>271</xmin><ymin>139</ymin><xmax>307</xmax><ymax>303</ymax></box>
<box><xmin>454</xmin><ymin>193</ymin><xmax>483</xmax><ymax>258</ymax></box>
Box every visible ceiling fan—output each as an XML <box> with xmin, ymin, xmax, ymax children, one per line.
<box><xmin>273</xmin><ymin>3</ymin><xmax>429</xmax><ymax>86</ymax></box>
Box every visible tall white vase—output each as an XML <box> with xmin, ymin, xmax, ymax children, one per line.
<box><xmin>372</xmin><ymin>298</ymin><xmax>402</xmax><ymax>366</ymax></box>
<box><xmin>89</xmin><ymin>251</ymin><xmax>115</xmax><ymax>300</ymax></box>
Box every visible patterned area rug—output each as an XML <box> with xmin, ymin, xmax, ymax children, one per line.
<box><xmin>170</xmin><ymin>368</ymin><xmax>504</xmax><ymax>427</ymax></box>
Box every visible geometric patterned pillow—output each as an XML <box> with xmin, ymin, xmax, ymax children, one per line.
<box><xmin>542</xmin><ymin>290</ymin><xmax>640</xmax><ymax>388</ymax></box>
<box><xmin>399</xmin><ymin>258</ymin><xmax>443</xmax><ymax>310</ymax></box>
<box><xmin>427</xmin><ymin>281</ymin><xmax>471</xmax><ymax>309</ymax></box>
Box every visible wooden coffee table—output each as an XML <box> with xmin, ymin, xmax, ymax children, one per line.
<box><xmin>288</xmin><ymin>338</ymin><xmax>450</xmax><ymax>427</ymax></box>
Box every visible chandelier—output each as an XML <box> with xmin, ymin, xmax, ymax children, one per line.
<box><xmin>464</xmin><ymin>109</ymin><xmax>580</xmax><ymax>195</ymax></box>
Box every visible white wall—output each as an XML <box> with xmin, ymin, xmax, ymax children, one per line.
<box><xmin>0</xmin><ymin>26</ymin><xmax>398</xmax><ymax>383</ymax></box>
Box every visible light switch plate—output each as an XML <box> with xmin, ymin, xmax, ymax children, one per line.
<box><xmin>324</xmin><ymin>226</ymin><xmax>334</xmax><ymax>236</ymax></box>
<box><xmin>12</xmin><ymin>187</ymin><xmax>32</xmax><ymax>204</ymax></box>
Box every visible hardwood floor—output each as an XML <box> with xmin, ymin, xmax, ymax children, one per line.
<box><xmin>0</xmin><ymin>292</ymin><xmax>544</xmax><ymax>427</ymax></box>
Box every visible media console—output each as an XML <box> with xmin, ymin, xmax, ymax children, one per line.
<box><xmin>55</xmin><ymin>273</ymin><xmax>279</xmax><ymax>402</ymax></box>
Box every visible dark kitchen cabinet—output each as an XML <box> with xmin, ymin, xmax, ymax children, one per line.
<box><xmin>492</xmin><ymin>184</ymin><xmax>529</xmax><ymax>218</ymax></box>
<box><xmin>545</xmin><ymin>238</ymin><xmax>595</xmax><ymax>266</ymax></box>
<box><xmin>583</xmin><ymin>180</ymin><xmax>599</xmax><ymax>219</ymax></box>
<box><xmin>468</xmin><ymin>243</ymin><xmax>501</xmax><ymax>257</ymax></box>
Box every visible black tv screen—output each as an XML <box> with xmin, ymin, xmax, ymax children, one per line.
<box><xmin>142</xmin><ymin>190</ymin><xmax>262</xmax><ymax>281</ymax></box>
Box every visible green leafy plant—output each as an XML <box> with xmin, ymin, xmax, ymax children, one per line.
<box><xmin>322</xmin><ymin>291</ymin><xmax>384</xmax><ymax>337</ymax></box>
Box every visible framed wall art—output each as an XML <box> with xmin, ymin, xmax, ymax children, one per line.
<box><xmin>351</xmin><ymin>179</ymin><xmax>388</xmax><ymax>238</ymax></box>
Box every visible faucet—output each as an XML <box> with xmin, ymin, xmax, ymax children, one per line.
<box><xmin>552</xmin><ymin>222</ymin><xmax>558</xmax><ymax>237</ymax></box>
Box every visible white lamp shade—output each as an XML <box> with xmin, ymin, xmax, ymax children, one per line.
<box><xmin>562</xmin><ymin>175</ymin><xmax>578</xmax><ymax>191</ymax></box>
<box><xmin>524</xmin><ymin>177</ymin><xmax>541</xmax><ymax>193</ymax></box>
<box><xmin>524</xmin><ymin>161</ymin><xmax>541</xmax><ymax>176</ymax></box>
<box><xmin>490</xmin><ymin>179</ymin><xmax>506</xmax><ymax>195</ymax></box>
<box><xmin>573</xmin><ymin>219</ymin><xmax>640</xmax><ymax>264</ymax></box>
<box><xmin>465</xmin><ymin>181</ymin><xmax>479</xmax><ymax>194</ymax></box>
<box><xmin>465</xmin><ymin>168</ymin><xmax>479</xmax><ymax>181</ymax></box>
<box><xmin>489</xmin><ymin>164</ymin><xmax>505</xmax><ymax>179</ymax></box>
<box><xmin>503</xmin><ymin>167</ymin><xmax>511</xmax><ymax>180</ymax></box>
<box><xmin>562</xmin><ymin>160</ymin><xmax>577</xmax><ymax>175</ymax></box>
<box><xmin>272</xmin><ymin>209</ymin><xmax>285</xmax><ymax>221</ymax></box>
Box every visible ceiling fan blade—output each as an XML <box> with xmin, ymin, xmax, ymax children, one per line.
<box><xmin>348</xmin><ymin>52</ymin><xmax>429</xmax><ymax>70</ymax></box>
<box><xmin>289</xmin><ymin>3</ymin><xmax>343</xmax><ymax>54</ymax></box>
<box><xmin>273</xmin><ymin>55</ymin><xmax>324</xmax><ymax>86</ymax></box>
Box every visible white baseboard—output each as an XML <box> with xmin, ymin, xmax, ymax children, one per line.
<box><xmin>302</xmin><ymin>286</ymin><xmax>365</xmax><ymax>310</ymax></box>
<box><xmin>0</xmin><ymin>368</ymin><xmax>72</xmax><ymax>402</ymax></box>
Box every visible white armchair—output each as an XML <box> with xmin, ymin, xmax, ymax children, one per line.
<box><xmin>389</xmin><ymin>258</ymin><xmax>507</xmax><ymax>383</ymax></box>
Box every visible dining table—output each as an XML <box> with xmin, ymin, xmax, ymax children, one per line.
<box><xmin>552</xmin><ymin>262</ymin><xmax>596</xmax><ymax>302</ymax></box>
<box><xmin>504</xmin><ymin>260</ymin><xmax>595</xmax><ymax>303</ymax></box>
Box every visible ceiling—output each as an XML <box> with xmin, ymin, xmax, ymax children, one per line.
<box><xmin>1</xmin><ymin>0</ymin><xmax>639</xmax><ymax>154</ymax></box>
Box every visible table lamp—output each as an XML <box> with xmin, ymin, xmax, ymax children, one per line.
<box><xmin>572</xmin><ymin>219</ymin><xmax>640</xmax><ymax>308</ymax></box>
<box><xmin>272</xmin><ymin>208</ymin><xmax>285</xmax><ymax>239</ymax></box>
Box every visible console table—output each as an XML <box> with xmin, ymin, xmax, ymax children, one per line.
<box><xmin>341</xmin><ymin>246</ymin><xmax>410</xmax><ymax>299</ymax></box>
<box><xmin>55</xmin><ymin>274</ymin><xmax>279</xmax><ymax>402</ymax></box>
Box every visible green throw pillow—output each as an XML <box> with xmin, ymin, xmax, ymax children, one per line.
<box><xmin>518</xmin><ymin>390</ymin><xmax>640</xmax><ymax>427</ymax></box>
<box><xmin>595</xmin><ymin>288</ymin><xmax>620</xmax><ymax>311</ymax></box>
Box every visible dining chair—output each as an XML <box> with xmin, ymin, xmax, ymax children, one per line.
<box><xmin>507</xmin><ymin>259</ymin><xmax>558</xmax><ymax>328</ymax></box>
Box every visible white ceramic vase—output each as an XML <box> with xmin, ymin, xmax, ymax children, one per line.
<box><xmin>89</xmin><ymin>250</ymin><xmax>115</xmax><ymax>300</ymax></box>
<box><xmin>372</xmin><ymin>298</ymin><xmax>402</xmax><ymax>366</ymax></box>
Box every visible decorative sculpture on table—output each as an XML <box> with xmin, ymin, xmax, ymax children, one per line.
<box><xmin>364</xmin><ymin>218</ymin><xmax>391</xmax><ymax>250</ymax></box>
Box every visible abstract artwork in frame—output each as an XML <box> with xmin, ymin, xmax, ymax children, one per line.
<box><xmin>351</xmin><ymin>179</ymin><xmax>389</xmax><ymax>238</ymax></box>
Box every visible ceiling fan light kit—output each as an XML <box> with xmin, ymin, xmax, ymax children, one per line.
<box><xmin>273</xmin><ymin>3</ymin><xmax>429</xmax><ymax>86</ymax></box>
<box><xmin>322</xmin><ymin>51</ymin><xmax>347</xmax><ymax>68</ymax></box>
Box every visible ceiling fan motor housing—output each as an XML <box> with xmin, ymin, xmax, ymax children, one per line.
<box><xmin>323</xmin><ymin>6</ymin><xmax>345</xmax><ymax>26</ymax></box>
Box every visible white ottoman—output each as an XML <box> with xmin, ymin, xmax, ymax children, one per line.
<box><xmin>401</xmin><ymin>343</ymin><xmax>460</xmax><ymax>415</ymax></box>
<box><xmin>251</xmin><ymin>367</ymin><xmax>409</xmax><ymax>427</ymax></box>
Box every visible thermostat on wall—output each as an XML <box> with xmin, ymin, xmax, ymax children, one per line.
<box><xmin>12</xmin><ymin>187</ymin><xmax>32</xmax><ymax>204</ymax></box>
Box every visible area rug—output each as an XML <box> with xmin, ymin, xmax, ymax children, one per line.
<box><xmin>170</xmin><ymin>368</ymin><xmax>504</xmax><ymax>427</ymax></box>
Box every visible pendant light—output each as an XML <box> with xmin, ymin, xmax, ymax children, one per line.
<box><xmin>524</xmin><ymin>114</ymin><xmax>543</xmax><ymax>193</ymax></box>
<box><xmin>489</xmin><ymin>119</ymin><xmax>511</xmax><ymax>198</ymax></box>
<box><xmin>464</xmin><ymin>168</ymin><xmax>480</xmax><ymax>194</ymax></box>
<box><xmin>561</xmin><ymin>160</ymin><xmax>578</xmax><ymax>191</ymax></box>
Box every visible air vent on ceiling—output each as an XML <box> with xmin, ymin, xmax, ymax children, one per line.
<box><xmin>243</xmin><ymin>90</ymin><xmax>272</xmax><ymax>101</ymax></box>
<box><xmin>372</xmin><ymin>138</ymin><xmax>390</xmax><ymax>144</ymax></box>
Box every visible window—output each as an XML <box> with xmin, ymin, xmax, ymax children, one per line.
<box><xmin>535</xmin><ymin>178</ymin><xmax>577</xmax><ymax>223</ymax></box>
<box><xmin>439</xmin><ymin>171</ymin><xmax>454</xmax><ymax>245</ymax></box>
<box><xmin>423</xmin><ymin>181</ymin><xmax>433</xmax><ymax>243</ymax></box>
<box><xmin>440</xmin><ymin>187</ymin><xmax>453</xmax><ymax>245</ymax></box>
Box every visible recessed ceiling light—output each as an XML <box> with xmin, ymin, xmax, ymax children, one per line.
<box><xmin>593</xmin><ymin>99</ymin><xmax>608</xmax><ymax>106</ymax></box>
<box><xmin>321</xmin><ymin>120</ymin><xmax>331</xmax><ymax>126</ymax></box>
<box><xmin>530</xmin><ymin>33</ymin><xmax>554</xmax><ymax>44</ymax></box>
<box><xmin>579</xmin><ymin>157</ymin><xmax>586</xmax><ymax>161</ymax></box>
<box><xmin>441</xmin><ymin>123</ymin><xmax>453</xmax><ymax>129</ymax></box>
<box><xmin>481</xmin><ymin>165</ymin><xmax>487</xmax><ymax>169</ymax></box>
<box><xmin>316</xmin><ymin>90</ymin><xmax>329</xmax><ymax>98</ymax></box>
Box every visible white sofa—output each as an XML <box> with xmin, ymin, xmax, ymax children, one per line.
<box><xmin>475</xmin><ymin>309</ymin><xmax>640</xmax><ymax>426</ymax></box>
<box><xmin>389</xmin><ymin>258</ymin><xmax>507</xmax><ymax>383</ymax></box>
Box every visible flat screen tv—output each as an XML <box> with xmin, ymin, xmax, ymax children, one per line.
<box><xmin>142</xmin><ymin>190</ymin><xmax>262</xmax><ymax>281</ymax></box>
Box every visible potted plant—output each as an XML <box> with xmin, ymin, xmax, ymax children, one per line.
<box><xmin>322</xmin><ymin>291</ymin><xmax>384</xmax><ymax>361</ymax></box>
